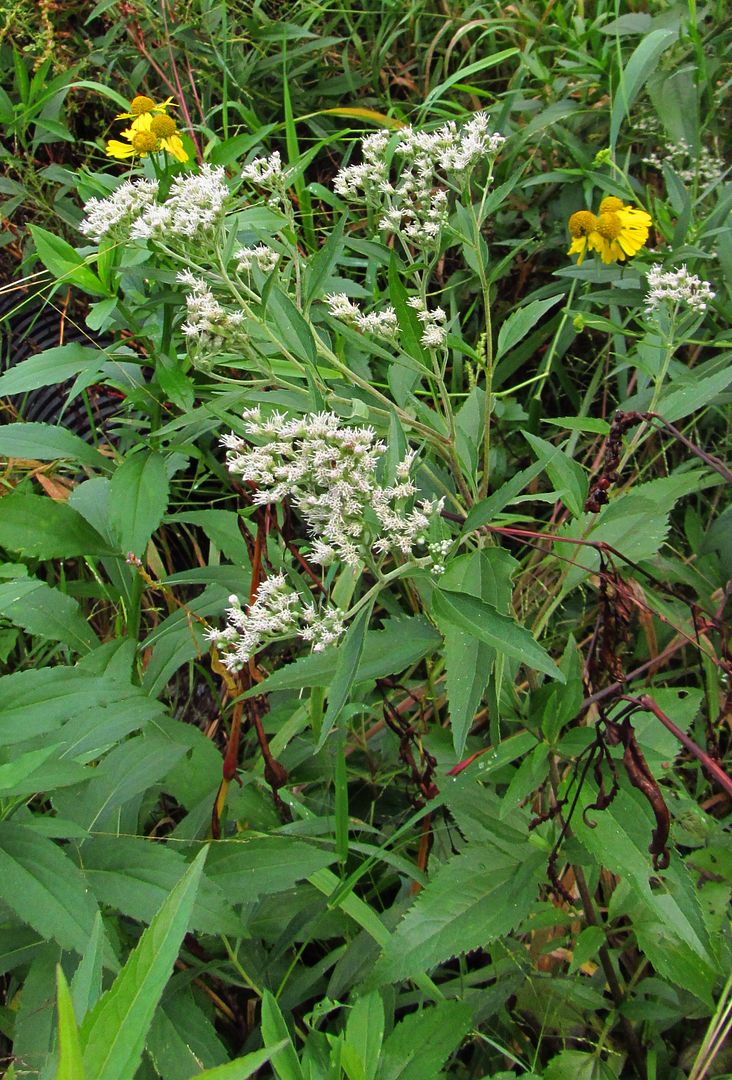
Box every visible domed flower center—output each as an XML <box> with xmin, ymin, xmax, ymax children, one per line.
<box><xmin>599</xmin><ymin>196</ymin><xmax>624</xmax><ymax>215</ymax></box>
<box><xmin>596</xmin><ymin>212</ymin><xmax>622</xmax><ymax>239</ymax></box>
<box><xmin>131</xmin><ymin>130</ymin><xmax>159</xmax><ymax>153</ymax></box>
<box><xmin>568</xmin><ymin>210</ymin><xmax>598</xmax><ymax>238</ymax></box>
<box><xmin>130</xmin><ymin>95</ymin><xmax>156</xmax><ymax>115</ymax></box>
<box><xmin>150</xmin><ymin>114</ymin><xmax>177</xmax><ymax>138</ymax></box>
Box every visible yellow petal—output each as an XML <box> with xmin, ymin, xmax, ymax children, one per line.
<box><xmin>106</xmin><ymin>139</ymin><xmax>136</xmax><ymax>159</ymax></box>
<box><xmin>162</xmin><ymin>135</ymin><xmax>189</xmax><ymax>162</ymax></box>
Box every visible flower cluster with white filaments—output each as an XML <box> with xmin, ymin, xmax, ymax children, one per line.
<box><xmin>644</xmin><ymin>265</ymin><xmax>715</xmax><ymax>316</ymax></box>
<box><xmin>333</xmin><ymin>112</ymin><xmax>505</xmax><ymax>250</ymax></box>
<box><xmin>205</xmin><ymin>575</ymin><xmax>346</xmax><ymax>673</ymax></box>
<box><xmin>222</xmin><ymin>408</ymin><xmax>446</xmax><ymax>570</ymax></box>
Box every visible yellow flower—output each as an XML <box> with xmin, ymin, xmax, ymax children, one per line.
<box><xmin>114</xmin><ymin>95</ymin><xmax>176</xmax><ymax>124</ymax></box>
<box><xmin>567</xmin><ymin>198</ymin><xmax>652</xmax><ymax>265</ymax></box>
<box><xmin>105</xmin><ymin>112</ymin><xmax>189</xmax><ymax>163</ymax></box>
<box><xmin>567</xmin><ymin>210</ymin><xmax>599</xmax><ymax>265</ymax></box>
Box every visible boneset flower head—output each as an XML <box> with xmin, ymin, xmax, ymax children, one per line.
<box><xmin>644</xmin><ymin>265</ymin><xmax>715</xmax><ymax>315</ymax></box>
<box><xmin>222</xmin><ymin>409</ymin><xmax>444</xmax><ymax>569</ymax></box>
<box><xmin>79</xmin><ymin>177</ymin><xmax>160</xmax><ymax>242</ymax></box>
<box><xmin>333</xmin><ymin>112</ymin><xmax>504</xmax><ymax>250</ymax></box>
<box><xmin>206</xmin><ymin>574</ymin><xmax>347</xmax><ymax>672</ymax></box>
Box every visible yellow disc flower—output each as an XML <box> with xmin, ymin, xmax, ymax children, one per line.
<box><xmin>115</xmin><ymin>94</ymin><xmax>176</xmax><ymax>124</ymax></box>
<box><xmin>105</xmin><ymin>112</ymin><xmax>189</xmax><ymax>163</ymax></box>
<box><xmin>567</xmin><ymin>198</ymin><xmax>652</xmax><ymax>265</ymax></box>
<box><xmin>567</xmin><ymin>210</ymin><xmax>599</xmax><ymax>265</ymax></box>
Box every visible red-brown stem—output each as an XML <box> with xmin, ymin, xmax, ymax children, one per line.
<box><xmin>633</xmin><ymin>695</ymin><xmax>732</xmax><ymax>800</ymax></box>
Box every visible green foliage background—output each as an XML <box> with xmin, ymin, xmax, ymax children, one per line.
<box><xmin>0</xmin><ymin>1</ymin><xmax>730</xmax><ymax>1078</ymax></box>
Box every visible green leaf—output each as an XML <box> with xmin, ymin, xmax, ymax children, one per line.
<box><xmin>370</xmin><ymin>841</ymin><xmax>543</xmax><ymax>985</ymax></box>
<box><xmin>0</xmin><ymin>666</ymin><xmax>162</xmax><ymax>748</ymax></box>
<box><xmin>56</xmin><ymin>965</ymin><xmax>86</xmax><ymax>1080</ymax></box>
<box><xmin>657</xmin><ymin>366</ymin><xmax>732</xmax><ymax>424</ymax></box>
<box><xmin>0</xmin><ymin>343</ymin><xmax>106</xmax><ymax>395</ymax></box>
<box><xmin>524</xmin><ymin>431</ymin><xmax>587</xmax><ymax>517</ymax></box>
<box><xmin>0</xmin><ymin>423</ymin><xmax>110</xmax><ymax>470</ymax></box>
<box><xmin>109</xmin><ymin>451</ymin><xmax>169</xmax><ymax>557</ymax></box>
<box><xmin>433</xmin><ymin>588</ymin><xmax>562</xmax><ymax>681</ymax></box>
<box><xmin>462</xmin><ymin>454</ymin><xmax>556</xmax><ymax>531</ymax></box>
<box><xmin>71</xmin><ymin>913</ymin><xmax>107</xmax><ymax>1019</ymax></box>
<box><xmin>572</xmin><ymin>780</ymin><xmax>720</xmax><ymax>1003</ymax></box>
<box><xmin>304</xmin><ymin>214</ymin><xmax>345</xmax><ymax>306</ymax></box>
<box><xmin>436</xmin><ymin>549</ymin><xmax>516</xmax><ymax>756</ymax></box>
<box><xmin>53</xmin><ymin>734</ymin><xmax>187</xmax><ymax>833</ymax></box>
<box><xmin>0</xmin><ymin>822</ymin><xmax>100</xmax><ymax>955</ymax></box>
<box><xmin>79</xmin><ymin>847</ymin><xmax>208</xmax><ymax>1080</ymax></box>
<box><xmin>0</xmin><ymin>491</ymin><xmax>113</xmax><ymax>558</ymax></box>
<box><xmin>422</xmin><ymin>48</ymin><xmax>519</xmax><ymax>107</ymax></box>
<box><xmin>0</xmin><ymin>577</ymin><xmax>98</xmax><ymax>651</ymax></box>
<box><xmin>243</xmin><ymin>617</ymin><xmax>441</xmax><ymax>698</ymax></box>
<box><xmin>344</xmin><ymin>991</ymin><xmax>384</xmax><ymax>1080</ymax></box>
<box><xmin>261</xmin><ymin>990</ymin><xmax>305</xmax><ymax>1080</ymax></box>
<box><xmin>266</xmin><ymin>285</ymin><xmax>317</xmax><ymax>366</ymax></box>
<box><xmin>81</xmin><ymin>836</ymin><xmax>240</xmax><ymax>936</ymax></box>
<box><xmin>193</xmin><ymin>1045</ymin><xmax>288</xmax><ymax>1079</ymax></box>
<box><xmin>544</xmin><ymin>1051</ymin><xmax>619</xmax><ymax>1080</ymax></box>
<box><xmin>316</xmin><ymin>599</ymin><xmax>374</xmax><ymax>750</ymax></box>
<box><xmin>146</xmin><ymin>989</ymin><xmax>229</xmax><ymax>1077</ymax></box>
<box><xmin>496</xmin><ymin>295</ymin><xmax>563</xmax><ymax>360</ymax></box>
<box><xmin>205</xmin><ymin>836</ymin><xmax>335</xmax><ymax>904</ymax></box>
<box><xmin>610</xmin><ymin>29</ymin><xmax>677</xmax><ymax>150</ymax></box>
<box><xmin>30</xmin><ymin>223</ymin><xmax>106</xmax><ymax>295</ymax></box>
<box><xmin>378</xmin><ymin>1001</ymin><xmax>472</xmax><ymax>1080</ymax></box>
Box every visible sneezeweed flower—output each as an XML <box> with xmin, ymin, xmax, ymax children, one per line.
<box><xmin>567</xmin><ymin>210</ymin><xmax>599</xmax><ymax>265</ymax></box>
<box><xmin>114</xmin><ymin>94</ymin><xmax>175</xmax><ymax>125</ymax></box>
<box><xmin>567</xmin><ymin>197</ymin><xmax>652</xmax><ymax>265</ymax></box>
<box><xmin>106</xmin><ymin>112</ymin><xmax>188</xmax><ymax>162</ymax></box>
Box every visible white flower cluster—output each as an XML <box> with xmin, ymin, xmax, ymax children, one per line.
<box><xmin>240</xmin><ymin>151</ymin><xmax>292</xmax><ymax>207</ymax></box>
<box><xmin>407</xmin><ymin>297</ymin><xmax>448</xmax><ymax>348</ymax></box>
<box><xmin>130</xmin><ymin>164</ymin><xmax>229</xmax><ymax>240</ymax></box>
<box><xmin>205</xmin><ymin>574</ymin><xmax>346</xmax><ymax>671</ymax></box>
<box><xmin>642</xmin><ymin>140</ymin><xmax>727</xmax><ymax>186</ymax></box>
<box><xmin>177</xmin><ymin>271</ymin><xmax>246</xmax><ymax>341</ymax></box>
<box><xmin>333</xmin><ymin>113</ymin><xmax>504</xmax><ymax>248</ymax></box>
<box><xmin>222</xmin><ymin>409</ymin><xmax>444</xmax><ymax>568</ymax></box>
<box><xmin>325</xmin><ymin>293</ymin><xmax>399</xmax><ymax>340</ymax></box>
<box><xmin>645</xmin><ymin>265</ymin><xmax>715</xmax><ymax>315</ymax></box>
<box><xmin>79</xmin><ymin>178</ymin><xmax>159</xmax><ymax>242</ymax></box>
<box><xmin>235</xmin><ymin>244</ymin><xmax>280</xmax><ymax>273</ymax></box>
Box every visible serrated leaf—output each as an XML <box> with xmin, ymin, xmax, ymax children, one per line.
<box><xmin>0</xmin><ymin>422</ymin><xmax>110</xmax><ymax>470</ymax></box>
<box><xmin>0</xmin><ymin>822</ymin><xmax>100</xmax><ymax>955</ymax></box>
<box><xmin>30</xmin><ymin>223</ymin><xmax>106</xmax><ymax>295</ymax></box>
<box><xmin>317</xmin><ymin>599</ymin><xmax>374</xmax><ymax>750</ymax></box>
<box><xmin>243</xmin><ymin>617</ymin><xmax>441</xmax><ymax>698</ymax></box>
<box><xmin>205</xmin><ymin>836</ymin><xmax>336</xmax><ymax>904</ymax></box>
<box><xmin>436</xmin><ymin>549</ymin><xmax>516</xmax><ymax>756</ymax></box>
<box><xmin>109</xmin><ymin>451</ymin><xmax>169</xmax><ymax>557</ymax></box>
<box><xmin>572</xmin><ymin>779</ymin><xmax>720</xmax><ymax>1003</ymax></box>
<box><xmin>524</xmin><ymin>431</ymin><xmax>587</xmax><ymax>517</ymax></box>
<box><xmin>378</xmin><ymin>1001</ymin><xmax>472</xmax><ymax>1080</ymax></box>
<box><xmin>370</xmin><ymin>843</ymin><xmax>543</xmax><ymax>984</ymax></box>
<box><xmin>79</xmin><ymin>848</ymin><xmax>208</xmax><ymax>1080</ymax></box>
<box><xmin>496</xmin><ymin>294</ymin><xmax>563</xmax><ymax>360</ymax></box>
<box><xmin>0</xmin><ymin>491</ymin><xmax>113</xmax><ymax>558</ymax></box>
<box><xmin>81</xmin><ymin>836</ymin><xmax>240</xmax><ymax>936</ymax></box>
<box><xmin>266</xmin><ymin>285</ymin><xmax>317</xmax><ymax>366</ymax></box>
<box><xmin>433</xmin><ymin>588</ymin><xmax>562</xmax><ymax>681</ymax></box>
<box><xmin>657</xmin><ymin>367</ymin><xmax>732</xmax><ymax>423</ymax></box>
<box><xmin>462</xmin><ymin>454</ymin><xmax>556</xmax><ymax>532</ymax></box>
<box><xmin>0</xmin><ymin>343</ymin><xmax>106</xmax><ymax>395</ymax></box>
<box><xmin>0</xmin><ymin>577</ymin><xmax>98</xmax><ymax>651</ymax></box>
